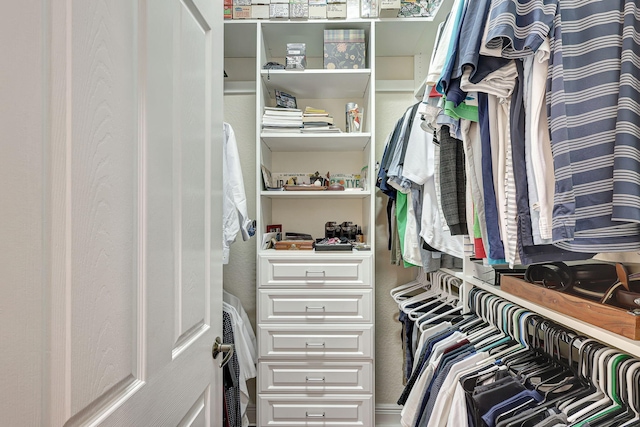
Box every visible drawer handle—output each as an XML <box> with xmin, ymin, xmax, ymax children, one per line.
<box><xmin>305</xmin><ymin>342</ymin><xmax>325</xmax><ymax>347</ymax></box>
<box><xmin>306</xmin><ymin>412</ymin><xmax>325</xmax><ymax>418</ymax></box>
<box><xmin>305</xmin><ymin>305</ymin><xmax>325</xmax><ymax>311</ymax></box>
<box><xmin>305</xmin><ymin>270</ymin><xmax>326</xmax><ymax>277</ymax></box>
<box><xmin>305</xmin><ymin>376</ymin><xmax>326</xmax><ymax>382</ymax></box>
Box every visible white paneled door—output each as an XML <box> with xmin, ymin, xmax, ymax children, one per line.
<box><xmin>0</xmin><ymin>0</ymin><xmax>224</xmax><ymax>426</ymax></box>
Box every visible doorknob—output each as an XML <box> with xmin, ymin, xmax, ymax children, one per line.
<box><xmin>212</xmin><ymin>336</ymin><xmax>234</xmax><ymax>368</ymax></box>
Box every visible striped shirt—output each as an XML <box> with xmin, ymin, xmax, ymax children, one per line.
<box><xmin>548</xmin><ymin>0</ymin><xmax>640</xmax><ymax>252</ymax></box>
<box><xmin>486</xmin><ymin>0</ymin><xmax>558</xmax><ymax>59</ymax></box>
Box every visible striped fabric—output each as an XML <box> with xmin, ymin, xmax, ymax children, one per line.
<box><xmin>486</xmin><ymin>0</ymin><xmax>558</xmax><ymax>59</ymax></box>
<box><xmin>548</xmin><ymin>0</ymin><xmax>640</xmax><ymax>252</ymax></box>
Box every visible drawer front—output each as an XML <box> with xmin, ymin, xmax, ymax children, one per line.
<box><xmin>259</xmin><ymin>325</ymin><xmax>373</xmax><ymax>359</ymax></box>
<box><xmin>259</xmin><ymin>395</ymin><xmax>373</xmax><ymax>427</ymax></box>
<box><xmin>259</xmin><ymin>361</ymin><xmax>372</xmax><ymax>393</ymax></box>
<box><xmin>259</xmin><ymin>289</ymin><xmax>373</xmax><ymax>323</ymax></box>
<box><xmin>260</xmin><ymin>256</ymin><xmax>371</xmax><ymax>288</ymax></box>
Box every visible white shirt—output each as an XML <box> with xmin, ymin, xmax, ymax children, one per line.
<box><xmin>223</xmin><ymin>302</ymin><xmax>257</xmax><ymax>427</ymax></box>
<box><xmin>223</xmin><ymin>122</ymin><xmax>253</xmax><ymax>264</ymax></box>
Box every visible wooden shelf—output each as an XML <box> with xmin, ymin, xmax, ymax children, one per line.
<box><xmin>261</xmin><ymin>69</ymin><xmax>371</xmax><ymax>99</ymax></box>
<box><xmin>261</xmin><ymin>133</ymin><xmax>371</xmax><ymax>152</ymax></box>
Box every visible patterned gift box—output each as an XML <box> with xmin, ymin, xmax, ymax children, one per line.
<box><xmin>323</xmin><ymin>29</ymin><xmax>366</xmax><ymax>70</ymax></box>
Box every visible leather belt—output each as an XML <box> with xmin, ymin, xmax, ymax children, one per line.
<box><xmin>614</xmin><ymin>289</ymin><xmax>640</xmax><ymax>310</ymax></box>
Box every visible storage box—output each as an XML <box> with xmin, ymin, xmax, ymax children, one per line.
<box><xmin>270</xmin><ymin>3</ymin><xmax>289</xmax><ymax>17</ymax></box>
<box><xmin>398</xmin><ymin>0</ymin><xmax>442</xmax><ymax>17</ymax></box>
<box><xmin>379</xmin><ymin>0</ymin><xmax>400</xmax><ymax>17</ymax></box>
<box><xmin>323</xmin><ymin>29</ymin><xmax>366</xmax><ymax>69</ymax></box>
<box><xmin>309</xmin><ymin>1</ymin><xmax>327</xmax><ymax>18</ymax></box>
<box><xmin>326</xmin><ymin>3</ymin><xmax>347</xmax><ymax>18</ymax></box>
<box><xmin>224</xmin><ymin>4</ymin><xmax>233</xmax><ymax>19</ymax></box>
<box><xmin>290</xmin><ymin>0</ymin><xmax>309</xmax><ymax>18</ymax></box>
<box><xmin>232</xmin><ymin>5</ymin><xmax>252</xmax><ymax>18</ymax></box>
<box><xmin>252</xmin><ymin>4</ymin><xmax>270</xmax><ymax>18</ymax></box>
<box><xmin>501</xmin><ymin>275</ymin><xmax>640</xmax><ymax>340</ymax></box>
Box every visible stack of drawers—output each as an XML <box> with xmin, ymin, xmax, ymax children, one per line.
<box><xmin>257</xmin><ymin>252</ymin><xmax>374</xmax><ymax>426</ymax></box>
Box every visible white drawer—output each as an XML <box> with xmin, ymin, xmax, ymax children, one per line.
<box><xmin>259</xmin><ymin>395</ymin><xmax>373</xmax><ymax>427</ymax></box>
<box><xmin>259</xmin><ymin>324</ymin><xmax>373</xmax><ymax>359</ymax></box>
<box><xmin>259</xmin><ymin>255</ymin><xmax>371</xmax><ymax>288</ymax></box>
<box><xmin>259</xmin><ymin>361</ymin><xmax>372</xmax><ymax>393</ymax></box>
<box><xmin>259</xmin><ymin>289</ymin><xmax>373</xmax><ymax>323</ymax></box>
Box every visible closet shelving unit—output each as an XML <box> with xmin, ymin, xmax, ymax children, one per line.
<box><xmin>224</xmin><ymin>4</ymin><xmax>454</xmax><ymax>424</ymax></box>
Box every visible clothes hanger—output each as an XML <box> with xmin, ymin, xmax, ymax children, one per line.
<box><xmin>557</xmin><ymin>339</ymin><xmax>603</xmax><ymax>414</ymax></box>
<box><xmin>390</xmin><ymin>270</ymin><xmax>428</xmax><ymax>302</ymax></box>
<box><xmin>595</xmin><ymin>357</ymin><xmax>639</xmax><ymax>427</ymax></box>
<box><xmin>571</xmin><ymin>352</ymin><xmax>630</xmax><ymax>426</ymax></box>
<box><xmin>565</xmin><ymin>347</ymin><xmax>619</xmax><ymax>423</ymax></box>
<box><xmin>415</xmin><ymin>275</ymin><xmax>463</xmax><ymax>325</ymax></box>
<box><xmin>618</xmin><ymin>361</ymin><xmax>640</xmax><ymax>427</ymax></box>
<box><xmin>406</xmin><ymin>273</ymin><xmax>454</xmax><ymax>320</ymax></box>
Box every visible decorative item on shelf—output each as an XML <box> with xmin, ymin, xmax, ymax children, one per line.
<box><xmin>271</xmin><ymin>172</ymin><xmax>309</xmax><ymax>187</ymax></box>
<box><xmin>340</xmin><ymin>221</ymin><xmax>357</xmax><ymax>241</ymax></box>
<box><xmin>329</xmin><ymin>172</ymin><xmax>361</xmax><ymax>189</ymax></box>
<box><xmin>324</xmin><ymin>221</ymin><xmax>341</xmax><ymax>238</ymax></box>
<box><xmin>266</xmin><ymin>224</ymin><xmax>282</xmax><ymax>233</ymax></box>
<box><xmin>275</xmin><ymin>90</ymin><xmax>297</xmax><ymax>109</ymax></box>
<box><xmin>274</xmin><ymin>240</ymin><xmax>314</xmax><ymax>250</ymax></box>
<box><xmin>309</xmin><ymin>171</ymin><xmax>329</xmax><ymax>187</ymax></box>
<box><xmin>286</xmin><ymin>43</ymin><xmax>307</xmax><ymax>70</ymax></box>
<box><xmin>260</xmin><ymin>164</ymin><xmax>276</xmax><ymax>190</ymax></box>
<box><xmin>345</xmin><ymin>102</ymin><xmax>362</xmax><ymax>133</ymax></box>
<box><xmin>324</xmin><ymin>29</ymin><xmax>366</xmax><ymax>69</ymax></box>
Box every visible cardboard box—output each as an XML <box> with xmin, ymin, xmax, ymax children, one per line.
<box><xmin>232</xmin><ymin>5</ymin><xmax>252</xmax><ymax>18</ymax></box>
<box><xmin>233</xmin><ymin>0</ymin><xmax>251</xmax><ymax>5</ymax></box>
<box><xmin>270</xmin><ymin>3</ymin><xmax>289</xmax><ymax>17</ymax></box>
<box><xmin>252</xmin><ymin>4</ymin><xmax>270</xmax><ymax>18</ymax></box>
<box><xmin>309</xmin><ymin>2</ymin><xmax>327</xmax><ymax>18</ymax></box>
<box><xmin>379</xmin><ymin>0</ymin><xmax>400</xmax><ymax>17</ymax></box>
<box><xmin>326</xmin><ymin>2</ymin><xmax>347</xmax><ymax>18</ymax></box>
<box><xmin>323</xmin><ymin>29</ymin><xmax>366</xmax><ymax>69</ymax></box>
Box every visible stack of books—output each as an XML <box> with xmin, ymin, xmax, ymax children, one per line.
<box><xmin>301</xmin><ymin>107</ymin><xmax>341</xmax><ymax>133</ymax></box>
<box><xmin>261</xmin><ymin>107</ymin><xmax>303</xmax><ymax>133</ymax></box>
